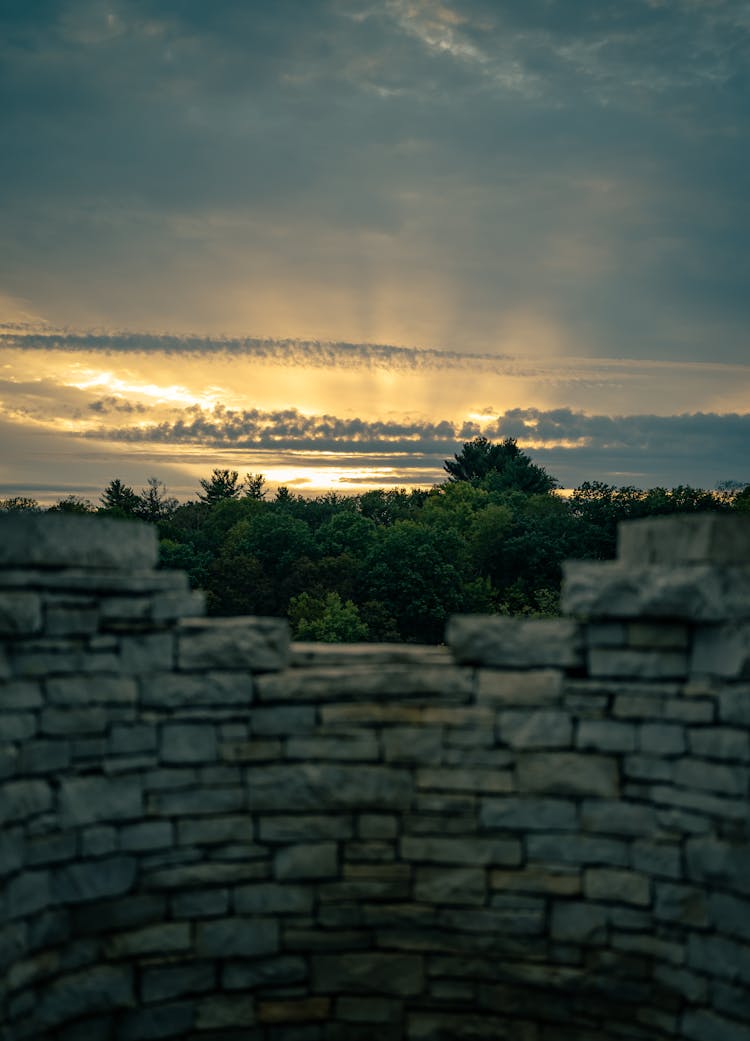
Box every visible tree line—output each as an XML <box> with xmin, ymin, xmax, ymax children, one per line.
<box><xmin>3</xmin><ymin>437</ymin><xmax>748</xmax><ymax>643</ymax></box>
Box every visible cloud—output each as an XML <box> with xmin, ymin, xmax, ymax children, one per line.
<box><xmin>79</xmin><ymin>403</ymin><xmax>750</xmax><ymax>490</ymax></box>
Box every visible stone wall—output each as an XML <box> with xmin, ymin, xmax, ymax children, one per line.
<box><xmin>1</xmin><ymin>512</ymin><xmax>749</xmax><ymax>1041</ymax></box>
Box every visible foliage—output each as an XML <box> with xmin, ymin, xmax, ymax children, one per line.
<box><xmin>289</xmin><ymin>591</ymin><xmax>368</xmax><ymax>642</ymax></box>
<box><xmin>0</xmin><ymin>496</ymin><xmax>41</xmax><ymax>511</ymax></box>
<box><xmin>57</xmin><ymin>460</ymin><xmax>749</xmax><ymax>644</ymax></box>
<box><xmin>47</xmin><ymin>495</ymin><xmax>96</xmax><ymax>514</ymax></box>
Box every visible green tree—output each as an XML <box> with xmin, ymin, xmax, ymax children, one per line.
<box><xmin>198</xmin><ymin>469</ymin><xmax>242</xmax><ymax>505</ymax></box>
<box><xmin>444</xmin><ymin>436</ymin><xmax>556</xmax><ymax>493</ymax></box>
<box><xmin>100</xmin><ymin>479</ymin><xmax>141</xmax><ymax>517</ymax></box>
<box><xmin>243</xmin><ymin>473</ymin><xmax>267</xmax><ymax>500</ymax></box>
<box><xmin>289</xmin><ymin>591</ymin><xmax>368</xmax><ymax>642</ymax></box>
<box><xmin>136</xmin><ymin>477</ymin><xmax>178</xmax><ymax>523</ymax></box>
<box><xmin>47</xmin><ymin>495</ymin><xmax>95</xmax><ymax>514</ymax></box>
<box><xmin>0</xmin><ymin>496</ymin><xmax>40</xmax><ymax>511</ymax></box>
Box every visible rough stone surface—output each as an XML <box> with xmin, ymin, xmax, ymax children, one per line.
<box><xmin>0</xmin><ymin>514</ymin><xmax>157</xmax><ymax>570</ymax></box>
<box><xmin>1</xmin><ymin>512</ymin><xmax>749</xmax><ymax>1041</ymax></box>
<box><xmin>618</xmin><ymin>514</ymin><xmax>750</xmax><ymax>566</ymax></box>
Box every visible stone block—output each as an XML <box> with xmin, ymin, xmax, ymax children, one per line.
<box><xmin>45</xmin><ymin>603</ymin><xmax>99</xmax><ymax>636</ymax></box>
<box><xmin>222</xmin><ymin>955</ymin><xmax>307</xmax><ymax>990</ymax></box>
<box><xmin>0</xmin><ymin>712</ymin><xmax>37</xmax><ymax>741</ymax></box>
<box><xmin>0</xmin><ymin>592</ymin><xmax>42</xmax><ymax>635</ymax></box>
<box><xmin>576</xmin><ymin>719</ymin><xmax>636</xmax><ymax>752</ymax></box>
<box><xmin>118</xmin><ymin>821</ymin><xmax>173</xmax><ymax>851</ymax></box>
<box><xmin>140</xmin><ymin>961</ymin><xmax>216</xmax><ymax>1004</ymax></box>
<box><xmin>672</xmin><ymin>757</ymin><xmax>746</xmax><ymax>795</ymax></box>
<box><xmin>139</xmin><ymin>670</ymin><xmax>254</xmax><ymax>708</ymax></box>
<box><xmin>358</xmin><ymin>814</ymin><xmax>398</xmax><ymax>839</ymax></box>
<box><xmin>46</xmin><ymin>674</ymin><xmax>137</xmax><ymax>705</ymax></box>
<box><xmin>258</xmin><ymin>815</ymin><xmax>353</xmax><ymax>843</ymax></box>
<box><xmin>692</xmin><ymin>623</ymin><xmax>750</xmax><ymax>678</ymax></box>
<box><xmin>526</xmin><ymin>833</ymin><xmax>628</xmax><ymax>866</ymax></box>
<box><xmin>688</xmin><ymin>726</ymin><xmax>750</xmax><ymax>760</ymax></box>
<box><xmin>382</xmin><ymin>726</ymin><xmax>443</xmax><ymax>763</ymax></box>
<box><xmin>562</xmin><ymin>560</ymin><xmax>750</xmax><ymax>622</ymax></box>
<box><xmin>251</xmin><ymin>705</ymin><xmax>316</xmax><ymax>735</ymax></box>
<box><xmin>688</xmin><ymin>932</ymin><xmax>750</xmax><ymax>983</ymax></box>
<box><xmin>416</xmin><ymin>767</ymin><xmax>513</xmax><ymax>794</ymax></box>
<box><xmin>516</xmin><ymin>753</ymin><xmax>619</xmax><ymax>798</ymax></box>
<box><xmin>618</xmin><ymin>514</ymin><xmax>750</xmax><ymax>565</ymax></box>
<box><xmin>178</xmin><ymin>616</ymin><xmax>290</xmax><ymax>672</ymax></box>
<box><xmin>588</xmin><ymin>647</ymin><xmax>688</xmax><ymax>679</ymax></box>
<box><xmin>196</xmin><ymin>994</ymin><xmax>257</xmax><ymax>1029</ymax></box>
<box><xmin>274</xmin><ymin>842</ymin><xmax>338</xmax><ymax>880</ymax></box>
<box><xmin>639</xmin><ymin>722</ymin><xmax>686</xmax><ymax>755</ymax></box>
<box><xmin>709</xmin><ymin>891</ymin><xmax>750</xmax><ymax>941</ymax></box>
<box><xmin>257</xmin><ymin>663</ymin><xmax>472</xmax><ymax>701</ymax></box>
<box><xmin>53</xmin><ymin>855</ymin><xmax>136</xmax><ymax>903</ymax></box>
<box><xmin>257</xmin><ymin>997</ymin><xmax>329</xmax><ymax>1024</ymax></box>
<box><xmin>414</xmin><ymin>866</ymin><xmax>486</xmax><ymax>905</ymax></box>
<box><xmin>196</xmin><ymin>916</ymin><xmax>279</xmax><ymax>958</ymax></box>
<box><xmin>584</xmin><ymin>867</ymin><xmax>650</xmax><ymax>906</ymax></box>
<box><xmin>0</xmin><ymin>778</ymin><xmax>52</xmax><ymax>824</ymax></box>
<box><xmin>685</xmin><ymin>837</ymin><xmax>750</xmax><ymax>893</ymax></box>
<box><xmin>171</xmin><ymin>888</ymin><xmax>229</xmax><ymax>918</ymax></box>
<box><xmin>161</xmin><ymin>723</ymin><xmax>217</xmax><ymax>764</ymax></box>
<box><xmin>59</xmin><ymin>776</ymin><xmax>142</xmax><ymax>826</ymax></box>
<box><xmin>0</xmin><ymin>513</ymin><xmax>157</xmax><ymax>569</ymax></box>
<box><xmin>580</xmin><ymin>799</ymin><xmax>657</xmax><ymax>836</ymax></box>
<box><xmin>110</xmin><ymin>724</ymin><xmax>157</xmax><ymax>755</ymax></box>
<box><xmin>148</xmin><ymin>786</ymin><xmax>244</xmax><ymax>816</ymax></box>
<box><xmin>498</xmin><ymin>709</ymin><xmax>572</xmax><ymax>749</ymax></box>
<box><xmin>480</xmin><ymin>797</ymin><xmax>576</xmax><ymax>831</ymax></box>
<box><xmin>104</xmin><ymin>922</ymin><xmax>190</xmax><ymax>958</ymax></box>
<box><xmin>119</xmin><ymin>632</ymin><xmax>174</xmax><ymax>673</ymax></box>
<box><xmin>235</xmin><ymin>882</ymin><xmax>313</xmax><ymax>914</ymax></box>
<box><xmin>550</xmin><ymin>902</ymin><xmax>607</xmax><ymax>943</ymax></box>
<box><xmin>631</xmin><ymin>840</ymin><xmax>682</xmax><ymax>879</ymax></box>
<box><xmin>654</xmin><ymin>882</ymin><xmax>709</xmax><ymax>927</ymax></box>
<box><xmin>447</xmin><ymin>615</ymin><xmax>583</xmax><ymax>668</ymax></box>
<box><xmin>490</xmin><ymin>865</ymin><xmax>580</xmax><ymax>896</ymax></box>
<box><xmin>246</xmin><ymin>764</ymin><xmax>412</xmax><ymax>811</ymax></box>
<box><xmin>313</xmin><ymin>952</ymin><xmax>424</xmax><ymax>996</ymax></box>
<box><xmin>400</xmin><ymin>835</ymin><xmax>521</xmax><ymax>867</ymax></box>
<box><xmin>5</xmin><ymin>868</ymin><xmax>52</xmax><ymax>918</ymax></box>
<box><xmin>34</xmin><ymin>964</ymin><xmax>134</xmax><ymax>1029</ymax></box>
<box><xmin>683</xmin><ymin>1009</ymin><xmax>750</xmax><ymax>1041</ymax></box>
<box><xmin>117</xmin><ymin>1002</ymin><xmax>195</xmax><ymax>1041</ymax></box>
<box><xmin>177</xmin><ymin>814</ymin><xmax>254</xmax><ymax>845</ymax></box>
<box><xmin>719</xmin><ymin>687</ymin><xmax>750</xmax><ymax>725</ymax></box>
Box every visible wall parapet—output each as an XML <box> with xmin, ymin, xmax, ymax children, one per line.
<box><xmin>1</xmin><ymin>513</ymin><xmax>748</xmax><ymax>1041</ymax></box>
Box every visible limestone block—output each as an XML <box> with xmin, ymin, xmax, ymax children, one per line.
<box><xmin>516</xmin><ymin>753</ymin><xmax>619</xmax><ymax>798</ymax></box>
<box><xmin>53</xmin><ymin>855</ymin><xmax>137</xmax><ymax>903</ymax></box>
<box><xmin>140</xmin><ymin>962</ymin><xmax>216</xmax><ymax>1004</ymax></box>
<box><xmin>631</xmin><ymin>840</ymin><xmax>682</xmax><ymax>879</ymax></box>
<box><xmin>257</xmin><ymin>997</ymin><xmax>329</xmax><ymax>1024</ymax></box>
<box><xmin>258</xmin><ymin>815</ymin><xmax>353</xmax><ymax>843</ymax></box>
<box><xmin>104</xmin><ymin>922</ymin><xmax>190</xmax><ymax>958</ymax></box>
<box><xmin>550</xmin><ymin>901</ymin><xmax>607</xmax><ymax>943</ymax></box>
<box><xmin>117</xmin><ymin>1003</ymin><xmax>195</xmax><ymax>1041</ymax></box>
<box><xmin>312</xmin><ymin>952</ymin><xmax>425</xmax><ymax>996</ymax></box>
<box><xmin>0</xmin><ymin>592</ymin><xmax>42</xmax><ymax>635</ymax></box>
<box><xmin>234</xmin><ymin>882</ymin><xmax>314</xmax><ymax>914</ymax></box>
<box><xmin>688</xmin><ymin>727</ymin><xmax>750</xmax><ymax>760</ymax></box>
<box><xmin>257</xmin><ymin>663</ymin><xmax>472</xmax><ymax>701</ymax></box>
<box><xmin>639</xmin><ymin>723</ymin><xmax>686</xmax><ymax>756</ymax></box>
<box><xmin>400</xmin><ymin>835</ymin><xmax>521</xmax><ymax>866</ymax></box>
<box><xmin>274</xmin><ymin>842</ymin><xmax>338</xmax><ymax>880</ymax></box>
<box><xmin>171</xmin><ymin>889</ymin><xmax>229</xmax><ymax>918</ymax></box>
<box><xmin>580</xmin><ymin>799</ymin><xmax>658</xmax><ymax>837</ymax></box>
<box><xmin>577</xmin><ymin>720</ymin><xmax>636</xmax><ymax>753</ymax></box>
<box><xmin>563</xmin><ymin>561</ymin><xmax>750</xmax><ymax>621</ymax></box>
<box><xmin>140</xmin><ymin>670</ymin><xmax>254</xmax><ymax>708</ymax></box>
<box><xmin>161</xmin><ymin>723</ymin><xmax>217</xmax><ymax>764</ymax></box>
<box><xmin>588</xmin><ymin>647</ymin><xmax>688</xmax><ymax>679</ymax></box>
<box><xmin>0</xmin><ymin>778</ymin><xmax>52</xmax><ymax>824</ymax></box>
<box><xmin>222</xmin><ymin>956</ymin><xmax>307</xmax><ymax>990</ymax></box>
<box><xmin>46</xmin><ymin>674</ymin><xmax>137</xmax><ymax>705</ymax></box>
<box><xmin>654</xmin><ymin>882</ymin><xmax>710</xmax><ymax>928</ymax></box>
<box><xmin>526</xmin><ymin>833</ymin><xmax>627</xmax><ymax>867</ymax></box>
<box><xmin>196</xmin><ymin>916</ymin><xmax>279</xmax><ymax>958</ymax></box>
<box><xmin>618</xmin><ymin>514</ymin><xmax>750</xmax><ymax>565</ymax></box>
<box><xmin>480</xmin><ymin>797</ymin><xmax>576</xmax><ymax>831</ymax></box>
<box><xmin>0</xmin><ymin>513</ymin><xmax>157</xmax><ymax>569</ymax></box>
<box><xmin>34</xmin><ymin>964</ymin><xmax>134</xmax><ymax>1029</ymax></box>
<box><xmin>584</xmin><ymin>867</ymin><xmax>650</xmax><ymax>906</ymax></box>
<box><xmin>288</xmin><ymin>733</ymin><xmax>380</xmax><ymax>762</ymax></box>
<box><xmin>4</xmin><ymin>868</ymin><xmax>52</xmax><ymax>919</ymax></box>
<box><xmin>414</xmin><ymin>866</ymin><xmax>486</xmax><ymax>905</ymax></box>
<box><xmin>197</xmin><ymin>995</ymin><xmax>257</xmax><ymax>1029</ymax></box>
<box><xmin>178</xmin><ymin>616</ymin><xmax>290</xmax><ymax>673</ymax></box>
<box><xmin>692</xmin><ymin>623</ymin><xmax>750</xmax><ymax>678</ymax></box>
<box><xmin>447</xmin><ymin>615</ymin><xmax>584</xmax><ymax>668</ymax></box>
<box><xmin>246</xmin><ymin>763</ymin><xmax>412</xmax><ymax>811</ymax></box>
<box><xmin>498</xmin><ymin>709</ymin><xmax>572</xmax><ymax>749</ymax></box>
<box><xmin>59</xmin><ymin>775</ymin><xmax>142</xmax><ymax>826</ymax></box>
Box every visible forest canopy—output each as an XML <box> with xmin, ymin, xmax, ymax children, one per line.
<box><xmin>3</xmin><ymin>438</ymin><xmax>748</xmax><ymax>643</ymax></box>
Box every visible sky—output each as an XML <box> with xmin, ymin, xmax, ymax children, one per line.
<box><xmin>1</xmin><ymin>0</ymin><xmax>748</xmax><ymax>502</ymax></box>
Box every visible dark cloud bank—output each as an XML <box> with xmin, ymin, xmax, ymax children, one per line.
<box><xmin>86</xmin><ymin>405</ymin><xmax>750</xmax><ymax>490</ymax></box>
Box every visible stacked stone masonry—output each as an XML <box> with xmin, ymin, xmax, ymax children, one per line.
<box><xmin>1</xmin><ymin>512</ymin><xmax>749</xmax><ymax>1041</ymax></box>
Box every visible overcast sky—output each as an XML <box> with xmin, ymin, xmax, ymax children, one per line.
<box><xmin>1</xmin><ymin>0</ymin><xmax>748</xmax><ymax>500</ymax></box>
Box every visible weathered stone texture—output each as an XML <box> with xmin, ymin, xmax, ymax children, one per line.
<box><xmin>2</xmin><ymin>512</ymin><xmax>750</xmax><ymax>1041</ymax></box>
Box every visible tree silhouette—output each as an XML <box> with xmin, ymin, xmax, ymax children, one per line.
<box><xmin>444</xmin><ymin>436</ymin><xmax>556</xmax><ymax>493</ymax></box>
